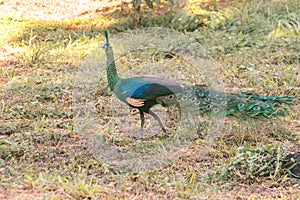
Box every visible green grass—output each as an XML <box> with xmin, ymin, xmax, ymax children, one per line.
<box><xmin>0</xmin><ymin>0</ymin><xmax>299</xmax><ymax>199</ymax></box>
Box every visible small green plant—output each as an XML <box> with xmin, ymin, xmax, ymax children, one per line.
<box><xmin>133</xmin><ymin>0</ymin><xmax>174</xmax><ymax>27</ymax></box>
<box><xmin>21</xmin><ymin>35</ymin><xmax>46</xmax><ymax>67</ymax></box>
<box><xmin>207</xmin><ymin>146</ymin><xmax>292</xmax><ymax>184</ymax></box>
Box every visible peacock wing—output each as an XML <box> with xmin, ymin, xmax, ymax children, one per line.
<box><xmin>114</xmin><ymin>76</ymin><xmax>183</xmax><ymax>102</ymax></box>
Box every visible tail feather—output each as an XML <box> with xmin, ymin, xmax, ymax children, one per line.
<box><xmin>156</xmin><ymin>85</ymin><xmax>294</xmax><ymax>119</ymax></box>
<box><xmin>239</xmin><ymin>93</ymin><xmax>294</xmax><ymax>104</ymax></box>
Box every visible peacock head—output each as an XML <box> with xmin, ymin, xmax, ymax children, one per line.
<box><xmin>102</xmin><ymin>30</ymin><xmax>111</xmax><ymax>51</ymax></box>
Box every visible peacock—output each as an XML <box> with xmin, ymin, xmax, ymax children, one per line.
<box><xmin>102</xmin><ymin>31</ymin><xmax>294</xmax><ymax>133</ymax></box>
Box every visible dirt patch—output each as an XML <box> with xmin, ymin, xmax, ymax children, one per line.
<box><xmin>0</xmin><ymin>0</ymin><xmax>131</xmax><ymax>21</ymax></box>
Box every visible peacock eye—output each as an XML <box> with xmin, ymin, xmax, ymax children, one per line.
<box><xmin>195</xmin><ymin>100</ymin><xmax>201</xmax><ymax>105</ymax></box>
<box><xmin>191</xmin><ymin>97</ymin><xmax>196</xmax><ymax>102</ymax></box>
<box><xmin>262</xmin><ymin>105</ymin><xmax>270</xmax><ymax>109</ymax></box>
<box><xmin>207</xmin><ymin>104</ymin><xmax>212</xmax><ymax>109</ymax></box>
<box><xmin>260</xmin><ymin>96</ymin><xmax>267</xmax><ymax>100</ymax></box>
<box><xmin>181</xmin><ymin>96</ymin><xmax>188</xmax><ymax>101</ymax></box>
<box><xmin>168</xmin><ymin>95</ymin><xmax>174</xmax><ymax>99</ymax></box>
<box><xmin>198</xmin><ymin>93</ymin><xmax>204</xmax><ymax>97</ymax></box>
<box><xmin>221</xmin><ymin>101</ymin><xmax>227</xmax><ymax>105</ymax></box>
<box><xmin>239</xmin><ymin>103</ymin><xmax>244</xmax><ymax>107</ymax></box>
<box><xmin>253</xmin><ymin>105</ymin><xmax>260</xmax><ymax>110</ymax></box>
<box><xmin>213</xmin><ymin>108</ymin><xmax>219</xmax><ymax>113</ymax></box>
<box><xmin>204</xmin><ymin>97</ymin><xmax>210</xmax><ymax>102</ymax></box>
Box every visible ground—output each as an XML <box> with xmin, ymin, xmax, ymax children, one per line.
<box><xmin>0</xmin><ymin>0</ymin><xmax>299</xmax><ymax>199</ymax></box>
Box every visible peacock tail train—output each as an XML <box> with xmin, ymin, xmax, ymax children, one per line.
<box><xmin>156</xmin><ymin>85</ymin><xmax>294</xmax><ymax>119</ymax></box>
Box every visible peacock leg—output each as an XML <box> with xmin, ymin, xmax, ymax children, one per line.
<box><xmin>139</xmin><ymin>109</ymin><xmax>145</xmax><ymax>130</ymax></box>
<box><xmin>148</xmin><ymin>110</ymin><xmax>167</xmax><ymax>133</ymax></box>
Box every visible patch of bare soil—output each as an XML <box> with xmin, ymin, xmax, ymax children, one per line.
<box><xmin>212</xmin><ymin>184</ymin><xmax>300</xmax><ymax>199</ymax></box>
<box><xmin>0</xmin><ymin>0</ymin><xmax>131</xmax><ymax>21</ymax></box>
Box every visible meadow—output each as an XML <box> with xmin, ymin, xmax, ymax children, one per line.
<box><xmin>0</xmin><ymin>0</ymin><xmax>299</xmax><ymax>199</ymax></box>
